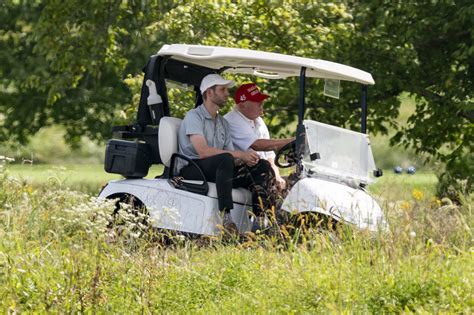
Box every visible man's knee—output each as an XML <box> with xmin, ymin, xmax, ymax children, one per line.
<box><xmin>256</xmin><ymin>159</ymin><xmax>273</xmax><ymax>173</ymax></box>
<box><xmin>250</xmin><ymin>159</ymin><xmax>275</xmax><ymax>183</ymax></box>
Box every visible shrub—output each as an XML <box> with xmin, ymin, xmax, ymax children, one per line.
<box><xmin>437</xmin><ymin>152</ymin><xmax>473</xmax><ymax>203</ymax></box>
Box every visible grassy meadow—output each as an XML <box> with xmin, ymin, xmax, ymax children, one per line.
<box><xmin>1</xmin><ymin>161</ymin><xmax>472</xmax><ymax>313</ymax></box>
<box><xmin>5</xmin><ymin>164</ymin><xmax>165</xmax><ymax>195</ymax></box>
<box><xmin>1</xmin><ymin>94</ymin><xmax>472</xmax><ymax>313</ymax></box>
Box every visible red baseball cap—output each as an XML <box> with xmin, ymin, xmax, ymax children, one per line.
<box><xmin>234</xmin><ymin>83</ymin><xmax>269</xmax><ymax>104</ymax></box>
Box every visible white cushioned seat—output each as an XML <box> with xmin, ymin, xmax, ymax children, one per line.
<box><xmin>208</xmin><ymin>183</ymin><xmax>252</xmax><ymax>205</ymax></box>
<box><xmin>159</xmin><ymin>117</ymin><xmax>252</xmax><ymax>205</ymax></box>
<box><xmin>159</xmin><ymin>116</ymin><xmax>182</xmax><ymax>167</ymax></box>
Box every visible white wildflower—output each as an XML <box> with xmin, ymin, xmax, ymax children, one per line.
<box><xmin>130</xmin><ymin>232</ymin><xmax>141</xmax><ymax>239</ymax></box>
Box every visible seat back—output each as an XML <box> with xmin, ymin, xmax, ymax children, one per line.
<box><xmin>158</xmin><ymin>116</ymin><xmax>252</xmax><ymax>204</ymax></box>
<box><xmin>158</xmin><ymin>117</ymin><xmax>182</xmax><ymax>167</ymax></box>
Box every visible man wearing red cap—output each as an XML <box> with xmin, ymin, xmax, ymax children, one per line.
<box><xmin>224</xmin><ymin>83</ymin><xmax>295</xmax><ymax>191</ymax></box>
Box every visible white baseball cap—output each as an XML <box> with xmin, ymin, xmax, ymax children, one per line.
<box><xmin>200</xmin><ymin>74</ymin><xmax>235</xmax><ymax>95</ymax></box>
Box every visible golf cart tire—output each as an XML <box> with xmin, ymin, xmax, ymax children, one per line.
<box><xmin>107</xmin><ymin>193</ymin><xmax>148</xmax><ymax>224</ymax></box>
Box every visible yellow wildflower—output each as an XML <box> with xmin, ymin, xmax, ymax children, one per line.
<box><xmin>400</xmin><ymin>201</ymin><xmax>411</xmax><ymax>210</ymax></box>
<box><xmin>431</xmin><ymin>197</ymin><xmax>442</xmax><ymax>207</ymax></box>
<box><xmin>412</xmin><ymin>189</ymin><xmax>424</xmax><ymax>201</ymax></box>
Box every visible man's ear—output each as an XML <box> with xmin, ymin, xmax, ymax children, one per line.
<box><xmin>206</xmin><ymin>88</ymin><xmax>214</xmax><ymax>98</ymax></box>
<box><xmin>203</xmin><ymin>89</ymin><xmax>210</xmax><ymax>101</ymax></box>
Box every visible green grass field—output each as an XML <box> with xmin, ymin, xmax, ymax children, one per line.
<box><xmin>6</xmin><ymin>163</ymin><xmax>438</xmax><ymax>201</ymax></box>
<box><xmin>5</xmin><ymin>164</ymin><xmax>164</xmax><ymax>195</ymax></box>
<box><xmin>1</xmin><ymin>163</ymin><xmax>472</xmax><ymax>313</ymax></box>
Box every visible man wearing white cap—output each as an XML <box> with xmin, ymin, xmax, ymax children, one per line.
<box><xmin>178</xmin><ymin>74</ymin><xmax>275</xmax><ymax>234</ymax></box>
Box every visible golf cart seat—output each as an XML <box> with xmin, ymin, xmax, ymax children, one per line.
<box><xmin>159</xmin><ymin>116</ymin><xmax>252</xmax><ymax>205</ymax></box>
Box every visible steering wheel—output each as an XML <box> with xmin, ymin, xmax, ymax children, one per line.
<box><xmin>275</xmin><ymin>139</ymin><xmax>298</xmax><ymax>168</ymax></box>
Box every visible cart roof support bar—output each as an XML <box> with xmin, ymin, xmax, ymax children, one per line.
<box><xmin>296</xmin><ymin>67</ymin><xmax>307</xmax><ymax>162</ymax></box>
<box><xmin>361</xmin><ymin>85</ymin><xmax>367</xmax><ymax>134</ymax></box>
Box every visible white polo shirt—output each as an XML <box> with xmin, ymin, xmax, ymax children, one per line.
<box><xmin>224</xmin><ymin>108</ymin><xmax>276</xmax><ymax>160</ymax></box>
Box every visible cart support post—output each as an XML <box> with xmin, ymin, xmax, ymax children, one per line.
<box><xmin>361</xmin><ymin>85</ymin><xmax>367</xmax><ymax>134</ymax></box>
<box><xmin>295</xmin><ymin>67</ymin><xmax>307</xmax><ymax>173</ymax></box>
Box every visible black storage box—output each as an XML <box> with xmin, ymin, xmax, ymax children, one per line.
<box><xmin>104</xmin><ymin>139</ymin><xmax>153</xmax><ymax>178</ymax></box>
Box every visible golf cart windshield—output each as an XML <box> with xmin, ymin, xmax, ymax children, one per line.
<box><xmin>302</xmin><ymin>120</ymin><xmax>376</xmax><ymax>186</ymax></box>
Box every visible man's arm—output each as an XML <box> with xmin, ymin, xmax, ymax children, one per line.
<box><xmin>190</xmin><ymin>135</ymin><xmax>259</xmax><ymax>165</ymax></box>
<box><xmin>250</xmin><ymin>137</ymin><xmax>295</xmax><ymax>152</ymax></box>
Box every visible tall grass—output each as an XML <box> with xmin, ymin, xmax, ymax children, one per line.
<box><xmin>1</xmin><ymin>161</ymin><xmax>472</xmax><ymax>313</ymax></box>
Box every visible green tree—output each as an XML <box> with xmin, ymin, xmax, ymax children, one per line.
<box><xmin>0</xmin><ymin>0</ymin><xmax>175</xmax><ymax>144</ymax></box>
<box><xmin>348</xmin><ymin>0</ymin><xmax>473</xmax><ymax>195</ymax></box>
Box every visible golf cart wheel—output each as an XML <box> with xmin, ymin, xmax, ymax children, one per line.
<box><xmin>106</xmin><ymin>194</ymin><xmax>201</xmax><ymax>245</ymax></box>
<box><xmin>107</xmin><ymin>193</ymin><xmax>148</xmax><ymax>228</ymax></box>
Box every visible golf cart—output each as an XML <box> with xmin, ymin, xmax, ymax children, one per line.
<box><xmin>99</xmin><ymin>44</ymin><xmax>387</xmax><ymax>235</ymax></box>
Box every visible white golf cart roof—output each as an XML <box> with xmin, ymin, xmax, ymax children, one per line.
<box><xmin>157</xmin><ymin>44</ymin><xmax>375</xmax><ymax>85</ymax></box>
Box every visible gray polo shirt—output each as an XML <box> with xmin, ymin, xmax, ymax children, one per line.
<box><xmin>178</xmin><ymin>104</ymin><xmax>234</xmax><ymax>162</ymax></box>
